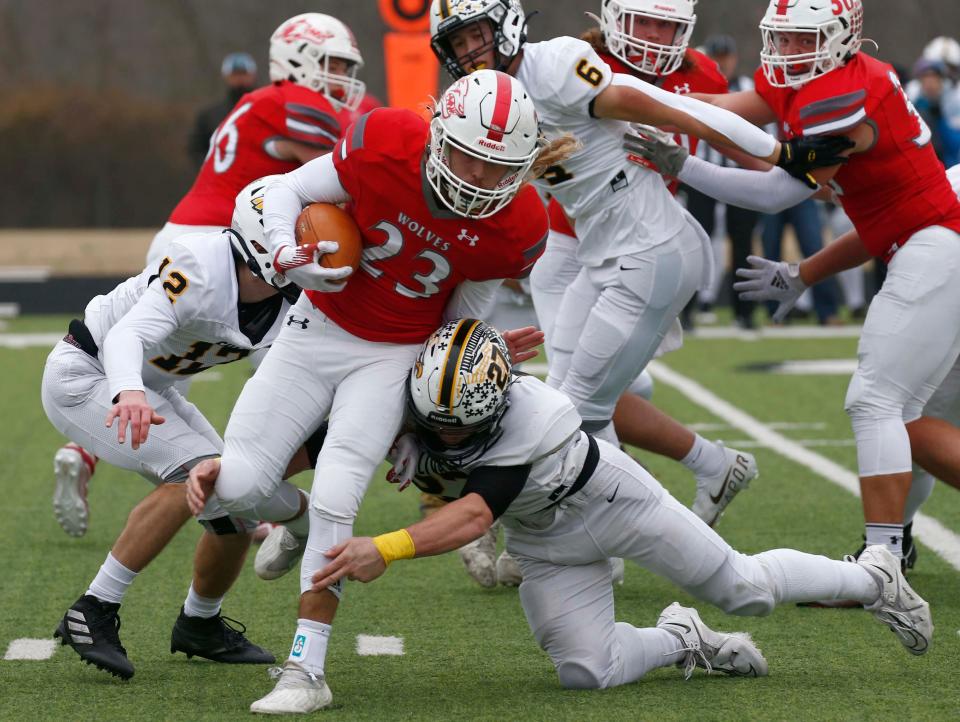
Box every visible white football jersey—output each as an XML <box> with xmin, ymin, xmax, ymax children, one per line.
<box><xmin>410</xmin><ymin>374</ymin><xmax>593</xmax><ymax>529</ymax></box>
<box><xmin>81</xmin><ymin>230</ymin><xmax>290</xmax><ymax>399</ymax></box>
<box><xmin>517</xmin><ymin>36</ymin><xmax>684</xmax><ymax>262</ymax></box>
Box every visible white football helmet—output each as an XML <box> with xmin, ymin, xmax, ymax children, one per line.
<box><xmin>600</xmin><ymin>0</ymin><xmax>697</xmax><ymax>77</ymax></box>
<box><xmin>759</xmin><ymin>0</ymin><xmax>863</xmax><ymax>89</ymax></box>
<box><xmin>269</xmin><ymin>13</ymin><xmax>366</xmax><ymax>112</ymax></box>
<box><xmin>426</xmin><ymin>69</ymin><xmax>542</xmax><ymax>219</ymax></box>
<box><xmin>408</xmin><ymin>319</ymin><xmax>513</xmax><ymax>462</ymax></box>
<box><xmin>430</xmin><ymin>0</ymin><xmax>528</xmax><ymax>79</ymax></box>
<box><xmin>923</xmin><ymin>36</ymin><xmax>960</xmax><ymax>73</ymax></box>
<box><xmin>230</xmin><ymin>176</ymin><xmax>300</xmax><ymax>302</ymax></box>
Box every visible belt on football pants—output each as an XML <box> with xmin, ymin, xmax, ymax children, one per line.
<box><xmin>63</xmin><ymin>318</ymin><xmax>99</xmax><ymax>358</ymax></box>
<box><xmin>540</xmin><ymin>433</ymin><xmax>600</xmax><ymax>511</ymax></box>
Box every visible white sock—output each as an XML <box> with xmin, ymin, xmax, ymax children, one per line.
<box><xmin>183</xmin><ymin>583</ymin><xmax>222</xmax><ymax>619</ymax></box>
<box><xmin>754</xmin><ymin>549</ymin><xmax>880</xmax><ymax>606</ymax></box>
<box><xmin>277</xmin><ymin>486</ymin><xmax>311</xmax><ymax>538</ymax></box>
<box><xmin>681</xmin><ymin>435</ymin><xmax>726</xmax><ymax>479</ymax></box>
<box><xmin>865</xmin><ymin>523</ymin><xmax>903</xmax><ymax>558</ymax></box>
<box><xmin>611</xmin><ymin>624</ymin><xmax>685</xmax><ymax>687</ymax></box>
<box><xmin>904</xmin><ymin>467</ymin><xmax>936</xmax><ymax>525</ymax></box>
<box><xmin>288</xmin><ymin>618</ymin><xmax>331</xmax><ymax>677</ymax></box>
<box><xmin>87</xmin><ymin>552</ymin><xmax>138</xmax><ymax>605</ymax></box>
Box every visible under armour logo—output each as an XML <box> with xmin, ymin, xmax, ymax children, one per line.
<box><xmin>286</xmin><ymin>315</ymin><xmax>310</xmax><ymax>329</ymax></box>
<box><xmin>458</xmin><ymin>228</ymin><xmax>480</xmax><ymax>247</ymax></box>
<box><xmin>673</xmin><ymin>82</ymin><xmax>691</xmax><ymax>95</ymax></box>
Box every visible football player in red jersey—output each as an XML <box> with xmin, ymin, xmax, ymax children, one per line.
<box><xmin>51</xmin><ymin>13</ymin><xmax>367</xmax><ymax>539</ymax></box>
<box><xmin>185</xmin><ymin>70</ymin><xmax>570</xmax><ymax>714</ymax></box>
<box><xmin>634</xmin><ymin>0</ymin><xmax>960</xmax><ymax>568</ymax></box>
<box><xmin>145</xmin><ymin>13</ymin><xmax>366</xmax><ymax>267</ymax></box>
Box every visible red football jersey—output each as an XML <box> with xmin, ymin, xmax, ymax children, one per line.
<box><xmin>170</xmin><ymin>81</ymin><xmax>344</xmax><ymax>226</ymax></box>
<box><xmin>548</xmin><ymin>48</ymin><xmax>728</xmax><ymax>234</ymax></box>
<box><xmin>755</xmin><ymin>54</ymin><xmax>960</xmax><ymax>259</ymax></box>
<box><xmin>308</xmin><ymin>108</ymin><xmax>549</xmax><ymax>344</ymax></box>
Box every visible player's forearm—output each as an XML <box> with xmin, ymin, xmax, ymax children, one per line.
<box><xmin>262</xmin><ymin>154</ymin><xmax>351</xmax><ymax>253</ymax></box>
<box><xmin>602</xmin><ymin>75</ymin><xmax>779</xmax><ymax>162</ymax></box>
<box><xmin>677</xmin><ymin>155</ymin><xmax>815</xmax><ymax>213</ymax></box>
<box><xmin>443</xmin><ymin>279</ymin><xmax>502</xmax><ymax>322</ymax></box>
<box><xmin>799</xmin><ymin>229</ymin><xmax>871</xmax><ymax>286</ymax></box>
<box><xmin>404</xmin><ymin>494</ymin><xmax>494</xmax><ymax>558</ymax></box>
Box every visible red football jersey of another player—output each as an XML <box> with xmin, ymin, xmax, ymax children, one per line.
<box><xmin>548</xmin><ymin>48</ymin><xmax>728</xmax><ymax>235</ymax></box>
<box><xmin>755</xmin><ymin>54</ymin><xmax>960</xmax><ymax>259</ymax></box>
<box><xmin>170</xmin><ymin>81</ymin><xmax>343</xmax><ymax>226</ymax></box>
<box><xmin>308</xmin><ymin>108</ymin><xmax>549</xmax><ymax>344</ymax></box>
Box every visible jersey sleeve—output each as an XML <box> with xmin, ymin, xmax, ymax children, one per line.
<box><xmin>273</xmin><ymin>87</ymin><xmax>342</xmax><ymax>150</ymax></box>
<box><xmin>532</xmin><ymin>37</ymin><xmax>613</xmax><ymax>118</ymax></box>
<box><xmin>797</xmin><ymin>86</ymin><xmax>869</xmax><ymax>136</ymax></box>
<box><xmin>102</xmin><ymin>245</ymin><xmax>207</xmax><ymax>398</ymax></box>
<box><xmin>331</xmin><ymin>107</ymin><xmax>410</xmax><ymax>201</ymax></box>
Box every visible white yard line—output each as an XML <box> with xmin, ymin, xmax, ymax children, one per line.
<box><xmin>691</xmin><ymin>325</ymin><xmax>862</xmax><ymax>340</ymax></box>
<box><xmin>0</xmin><ymin>333</ymin><xmax>63</xmax><ymax>348</ymax></box>
<box><xmin>4</xmin><ymin>639</ymin><xmax>57</xmax><ymax>660</ymax></box>
<box><xmin>356</xmin><ymin>635</ymin><xmax>404</xmax><ymax>656</ymax></box>
<box><xmin>648</xmin><ymin>360</ymin><xmax>960</xmax><ymax>573</ymax></box>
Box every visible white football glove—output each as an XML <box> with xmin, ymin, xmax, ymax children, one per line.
<box><xmin>273</xmin><ymin>242</ymin><xmax>353</xmax><ymax>292</ymax></box>
<box><xmin>622</xmin><ymin>124</ymin><xmax>688</xmax><ymax>178</ymax></box>
<box><xmin>386</xmin><ymin>433</ymin><xmax>420</xmax><ymax>492</ymax></box>
<box><xmin>733</xmin><ymin>255</ymin><xmax>808</xmax><ymax>323</ymax></box>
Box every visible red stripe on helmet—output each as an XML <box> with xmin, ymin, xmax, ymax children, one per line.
<box><xmin>486</xmin><ymin>72</ymin><xmax>513</xmax><ymax>143</ymax></box>
<box><xmin>775</xmin><ymin>0</ymin><xmax>790</xmax><ymax>15</ymax></box>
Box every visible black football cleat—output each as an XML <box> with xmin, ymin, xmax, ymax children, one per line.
<box><xmin>170</xmin><ymin>608</ymin><xmax>275</xmax><ymax>664</ymax></box>
<box><xmin>54</xmin><ymin>595</ymin><xmax>134</xmax><ymax>680</ymax></box>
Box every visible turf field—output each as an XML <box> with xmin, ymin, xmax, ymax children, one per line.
<box><xmin>2</xmin><ymin>315</ymin><xmax>958</xmax><ymax>721</ymax></box>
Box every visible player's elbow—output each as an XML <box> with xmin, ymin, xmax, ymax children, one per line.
<box><xmin>461</xmin><ymin>494</ymin><xmax>495</xmax><ymax>541</ymax></box>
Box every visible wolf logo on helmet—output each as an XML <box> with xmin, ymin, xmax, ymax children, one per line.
<box><xmin>443</xmin><ymin>77</ymin><xmax>471</xmax><ymax>119</ymax></box>
<box><xmin>407</xmin><ymin>319</ymin><xmax>513</xmax><ymax>461</ymax></box>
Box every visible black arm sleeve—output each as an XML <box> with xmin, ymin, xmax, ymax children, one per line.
<box><xmin>460</xmin><ymin>464</ymin><xmax>532</xmax><ymax>519</ymax></box>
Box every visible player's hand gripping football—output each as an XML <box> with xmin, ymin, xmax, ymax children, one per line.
<box><xmin>312</xmin><ymin>537</ymin><xmax>387</xmax><ymax>591</ymax></box>
<box><xmin>734</xmin><ymin>255</ymin><xmax>808</xmax><ymax>323</ymax></box>
<box><xmin>776</xmin><ymin>135</ymin><xmax>856</xmax><ymax>188</ymax></box>
<box><xmin>105</xmin><ymin>390</ymin><xmax>165</xmax><ymax>450</ymax></box>
<box><xmin>185</xmin><ymin>457</ymin><xmax>221</xmax><ymax>516</ymax></box>
<box><xmin>502</xmin><ymin>325</ymin><xmax>545</xmax><ymax>364</ymax></box>
<box><xmin>386</xmin><ymin>433</ymin><xmax>420</xmax><ymax>492</ymax></box>
<box><xmin>622</xmin><ymin>124</ymin><xmax>688</xmax><ymax>177</ymax></box>
<box><xmin>273</xmin><ymin>242</ymin><xmax>353</xmax><ymax>292</ymax></box>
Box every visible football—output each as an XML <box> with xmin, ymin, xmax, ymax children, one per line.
<box><xmin>294</xmin><ymin>203</ymin><xmax>363</xmax><ymax>283</ymax></box>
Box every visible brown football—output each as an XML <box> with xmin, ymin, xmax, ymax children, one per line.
<box><xmin>294</xmin><ymin>203</ymin><xmax>363</xmax><ymax>283</ymax></box>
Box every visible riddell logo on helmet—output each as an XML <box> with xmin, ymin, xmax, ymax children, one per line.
<box><xmin>280</xmin><ymin>19</ymin><xmax>336</xmax><ymax>44</ymax></box>
<box><xmin>477</xmin><ymin>137</ymin><xmax>506</xmax><ymax>152</ymax></box>
<box><xmin>443</xmin><ymin>78</ymin><xmax>470</xmax><ymax>118</ymax></box>
<box><xmin>653</xmin><ymin>4</ymin><xmax>679</xmax><ymax>11</ymax></box>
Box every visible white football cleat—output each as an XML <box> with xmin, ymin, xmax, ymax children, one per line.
<box><xmin>458</xmin><ymin>524</ymin><xmax>497</xmax><ymax>588</ymax></box>
<box><xmin>250</xmin><ymin>661</ymin><xmax>332</xmax><ymax>714</ymax></box>
<box><xmin>254</xmin><ymin>526</ymin><xmax>307</xmax><ymax>581</ymax></box>
<box><xmin>857</xmin><ymin>545</ymin><xmax>933</xmax><ymax>655</ymax></box>
<box><xmin>656</xmin><ymin>602</ymin><xmax>768</xmax><ymax>679</ymax></box>
<box><xmin>53</xmin><ymin>444</ymin><xmax>94</xmax><ymax>537</ymax></box>
<box><xmin>609</xmin><ymin>557</ymin><xmax>625</xmax><ymax>586</ymax></box>
<box><xmin>692</xmin><ymin>444</ymin><xmax>757</xmax><ymax>527</ymax></box>
<box><xmin>496</xmin><ymin>550</ymin><xmax>523</xmax><ymax>587</ymax></box>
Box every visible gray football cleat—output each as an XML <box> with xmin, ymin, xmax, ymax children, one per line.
<box><xmin>692</xmin><ymin>445</ymin><xmax>757</xmax><ymax>527</ymax></box>
<box><xmin>496</xmin><ymin>550</ymin><xmax>523</xmax><ymax>587</ymax></box>
<box><xmin>459</xmin><ymin>524</ymin><xmax>498</xmax><ymax>588</ymax></box>
<box><xmin>657</xmin><ymin>602</ymin><xmax>768</xmax><ymax>679</ymax></box>
<box><xmin>250</xmin><ymin>661</ymin><xmax>332</xmax><ymax>714</ymax></box>
<box><xmin>53</xmin><ymin>444</ymin><xmax>93</xmax><ymax>537</ymax></box>
<box><xmin>254</xmin><ymin>526</ymin><xmax>307</xmax><ymax>581</ymax></box>
<box><xmin>857</xmin><ymin>545</ymin><xmax>932</xmax><ymax>655</ymax></box>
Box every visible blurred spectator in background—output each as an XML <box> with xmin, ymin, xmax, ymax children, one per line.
<box><xmin>912</xmin><ymin>58</ymin><xmax>960</xmax><ymax>167</ymax></box>
<box><xmin>187</xmin><ymin>52</ymin><xmax>258</xmax><ymax>167</ymax></box>
<box><xmin>682</xmin><ymin>35</ymin><xmax>760</xmax><ymax>328</ymax></box>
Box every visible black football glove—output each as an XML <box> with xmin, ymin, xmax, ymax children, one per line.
<box><xmin>777</xmin><ymin>135</ymin><xmax>856</xmax><ymax>189</ymax></box>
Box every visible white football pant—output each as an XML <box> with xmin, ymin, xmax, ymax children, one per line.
<box><xmin>505</xmin><ymin>441</ymin><xmax>880</xmax><ymax>689</ymax></box>
<box><xmin>211</xmin><ymin>294</ymin><xmax>420</xmax><ymax>593</ymax></box>
<box><xmin>544</xmin><ymin>218</ymin><xmax>705</xmax><ymax>431</ymax></box>
<box><xmin>40</xmin><ymin>340</ymin><xmax>231</xmax><ymax>522</ymax></box>
<box><xmin>845</xmin><ymin>226</ymin><xmax>960</xmax><ymax>478</ymax></box>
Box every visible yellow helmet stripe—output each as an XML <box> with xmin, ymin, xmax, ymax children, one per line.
<box><xmin>439</xmin><ymin>0</ymin><xmax>452</xmax><ymax>19</ymax></box>
<box><xmin>438</xmin><ymin>319</ymin><xmax>480</xmax><ymax>409</ymax></box>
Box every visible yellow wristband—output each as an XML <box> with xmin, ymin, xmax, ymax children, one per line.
<box><xmin>372</xmin><ymin>529</ymin><xmax>416</xmax><ymax>566</ymax></box>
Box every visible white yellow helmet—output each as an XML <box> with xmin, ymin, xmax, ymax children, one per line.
<box><xmin>230</xmin><ymin>176</ymin><xmax>300</xmax><ymax>302</ymax></box>
<box><xmin>759</xmin><ymin>0</ymin><xmax>863</xmax><ymax>88</ymax></box>
<box><xmin>600</xmin><ymin>0</ymin><xmax>698</xmax><ymax>77</ymax></box>
<box><xmin>429</xmin><ymin>0</ymin><xmax>528</xmax><ymax>79</ymax></box>
<box><xmin>408</xmin><ymin>319</ymin><xmax>513</xmax><ymax>461</ymax></box>
<box><xmin>269</xmin><ymin>13</ymin><xmax>366</xmax><ymax>111</ymax></box>
<box><xmin>426</xmin><ymin>69</ymin><xmax>541</xmax><ymax>219</ymax></box>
